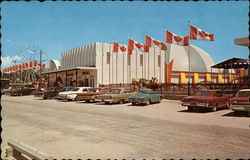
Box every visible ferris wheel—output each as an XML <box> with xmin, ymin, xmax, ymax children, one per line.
<box><xmin>12</xmin><ymin>45</ymin><xmax>46</xmax><ymax>85</ymax></box>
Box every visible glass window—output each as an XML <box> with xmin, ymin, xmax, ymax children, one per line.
<box><xmin>195</xmin><ymin>91</ymin><xmax>211</xmax><ymax>96</ymax></box>
<box><xmin>140</xmin><ymin>54</ymin><xmax>143</xmax><ymax>66</ymax></box>
<box><xmin>72</xmin><ymin>88</ymin><xmax>79</xmax><ymax>91</ymax></box>
<box><xmin>128</xmin><ymin>55</ymin><xmax>131</xmax><ymax>66</ymax></box>
<box><xmin>109</xmin><ymin>89</ymin><xmax>121</xmax><ymax>94</ymax></box>
<box><xmin>158</xmin><ymin>55</ymin><xmax>161</xmax><ymax>67</ymax></box>
<box><xmin>237</xmin><ymin>91</ymin><xmax>250</xmax><ymax>97</ymax></box>
<box><xmin>107</xmin><ymin>52</ymin><xmax>110</xmax><ymax>64</ymax></box>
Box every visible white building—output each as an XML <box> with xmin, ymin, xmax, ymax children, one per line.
<box><xmin>43</xmin><ymin>42</ymin><xmax>239</xmax><ymax>87</ymax></box>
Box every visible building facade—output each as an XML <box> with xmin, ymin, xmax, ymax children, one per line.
<box><xmin>43</xmin><ymin>42</ymin><xmax>240</xmax><ymax>87</ymax></box>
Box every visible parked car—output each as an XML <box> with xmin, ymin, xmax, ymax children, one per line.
<box><xmin>40</xmin><ymin>87</ymin><xmax>66</xmax><ymax>99</ymax></box>
<box><xmin>57</xmin><ymin>87</ymin><xmax>92</xmax><ymax>101</ymax></box>
<box><xmin>129</xmin><ymin>88</ymin><xmax>162</xmax><ymax>105</ymax></box>
<box><xmin>10</xmin><ymin>86</ymin><xmax>36</xmax><ymax>96</ymax></box>
<box><xmin>181</xmin><ymin>90</ymin><xmax>229</xmax><ymax>112</ymax></box>
<box><xmin>96</xmin><ymin>88</ymin><xmax>136</xmax><ymax>104</ymax></box>
<box><xmin>33</xmin><ymin>88</ymin><xmax>45</xmax><ymax>97</ymax></box>
<box><xmin>229</xmin><ymin>89</ymin><xmax>250</xmax><ymax>115</ymax></box>
<box><xmin>1</xmin><ymin>86</ymin><xmax>17</xmax><ymax>94</ymax></box>
<box><xmin>75</xmin><ymin>87</ymin><xmax>110</xmax><ymax>102</ymax></box>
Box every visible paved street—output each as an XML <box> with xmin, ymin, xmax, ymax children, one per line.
<box><xmin>1</xmin><ymin>95</ymin><xmax>250</xmax><ymax>159</ymax></box>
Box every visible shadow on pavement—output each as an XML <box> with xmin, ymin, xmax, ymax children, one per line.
<box><xmin>222</xmin><ymin>111</ymin><xmax>250</xmax><ymax>117</ymax></box>
<box><xmin>178</xmin><ymin>109</ymin><xmax>209</xmax><ymax>114</ymax></box>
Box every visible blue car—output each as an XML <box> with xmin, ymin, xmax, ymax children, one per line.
<box><xmin>129</xmin><ymin>89</ymin><xmax>162</xmax><ymax>105</ymax></box>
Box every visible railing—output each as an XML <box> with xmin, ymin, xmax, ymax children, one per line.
<box><xmin>4</xmin><ymin>139</ymin><xmax>53</xmax><ymax>160</ymax></box>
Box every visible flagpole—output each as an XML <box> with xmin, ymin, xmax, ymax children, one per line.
<box><xmin>188</xmin><ymin>21</ymin><xmax>191</xmax><ymax>96</ymax></box>
<box><xmin>101</xmin><ymin>43</ymin><xmax>104</xmax><ymax>86</ymax></box>
<box><xmin>123</xmin><ymin>51</ymin><xmax>125</xmax><ymax>85</ymax></box>
<box><xmin>136</xmin><ymin>50</ymin><xmax>137</xmax><ymax>79</ymax></box>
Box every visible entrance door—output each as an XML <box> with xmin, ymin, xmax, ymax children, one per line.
<box><xmin>83</xmin><ymin>79</ymin><xmax>89</xmax><ymax>87</ymax></box>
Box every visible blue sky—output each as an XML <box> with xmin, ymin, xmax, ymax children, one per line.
<box><xmin>1</xmin><ymin>1</ymin><xmax>249</xmax><ymax>68</ymax></box>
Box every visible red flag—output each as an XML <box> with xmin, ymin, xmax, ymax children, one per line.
<box><xmin>113</xmin><ymin>42</ymin><xmax>119</xmax><ymax>53</ymax></box>
<box><xmin>145</xmin><ymin>35</ymin><xmax>152</xmax><ymax>47</ymax></box>
<box><xmin>29</xmin><ymin>61</ymin><xmax>33</xmax><ymax>68</ymax></box>
<box><xmin>18</xmin><ymin>64</ymin><xmax>22</xmax><ymax>70</ymax></box>
<box><xmin>120</xmin><ymin>46</ymin><xmax>127</xmax><ymax>52</ymax></box>
<box><xmin>25</xmin><ymin>62</ymin><xmax>29</xmax><ymax>68</ymax></box>
<box><xmin>128</xmin><ymin>39</ymin><xmax>144</xmax><ymax>55</ymax></box>
<box><xmin>145</xmin><ymin>35</ymin><xmax>167</xmax><ymax>51</ymax></box>
<box><xmin>22</xmin><ymin>63</ymin><xmax>25</xmax><ymax>69</ymax></box>
<box><xmin>189</xmin><ymin>25</ymin><xmax>214</xmax><ymax>41</ymax></box>
<box><xmin>113</xmin><ymin>42</ymin><xmax>127</xmax><ymax>53</ymax></box>
<box><xmin>166</xmin><ymin>31</ymin><xmax>189</xmax><ymax>46</ymax></box>
<box><xmin>166</xmin><ymin>59</ymin><xmax>174</xmax><ymax>83</ymax></box>
<box><xmin>34</xmin><ymin>61</ymin><xmax>38</xmax><ymax>67</ymax></box>
<box><xmin>42</xmin><ymin>64</ymin><xmax>45</xmax><ymax>68</ymax></box>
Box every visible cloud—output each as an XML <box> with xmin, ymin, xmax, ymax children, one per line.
<box><xmin>1</xmin><ymin>55</ymin><xmax>22</xmax><ymax>68</ymax></box>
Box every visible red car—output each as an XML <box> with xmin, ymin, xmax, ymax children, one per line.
<box><xmin>181</xmin><ymin>90</ymin><xmax>229</xmax><ymax>112</ymax></box>
<box><xmin>229</xmin><ymin>89</ymin><xmax>250</xmax><ymax>115</ymax></box>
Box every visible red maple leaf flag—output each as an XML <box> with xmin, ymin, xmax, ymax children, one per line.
<box><xmin>189</xmin><ymin>25</ymin><xmax>214</xmax><ymax>41</ymax></box>
<box><xmin>145</xmin><ymin>35</ymin><xmax>167</xmax><ymax>51</ymax></box>
<box><xmin>113</xmin><ymin>42</ymin><xmax>127</xmax><ymax>53</ymax></box>
<box><xmin>128</xmin><ymin>39</ymin><xmax>145</xmax><ymax>54</ymax></box>
<box><xmin>166</xmin><ymin>31</ymin><xmax>189</xmax><ymax>46</ymax></box>
<box><xmin>113</xmin><ymin>42</ymin><xmax>119</xmax><ymax>53</ymax></box>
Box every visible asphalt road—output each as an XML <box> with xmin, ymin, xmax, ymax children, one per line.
<box><xmin>1</xmin><ymin>95</ymin><xmax>250</xmax><ymax>159</ymax></box>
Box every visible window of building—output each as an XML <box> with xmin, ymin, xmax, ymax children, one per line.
<box><xmin>140</xmin><ymin>55</ymin><xmax>143</xmax><ymax>66</ymax></box>
<box><xmin>128</xmin><ymin>55</ymin><xmax>131</xmax><ymax>66</ymax></box>
<box><xmin>107</xmin><ymin>52</ymin><xmax>111</xmax><ymax>64</ymax></box>
<box><xmin>158</xmin><ymin>55</ymin><xmax>161</xmax><ymax>67</ymax></box>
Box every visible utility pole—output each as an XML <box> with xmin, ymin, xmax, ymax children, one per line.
<box><xmin>39</xmin><ymin>50</ymin><xmax>43</xmax><ymax>89</ymax></box>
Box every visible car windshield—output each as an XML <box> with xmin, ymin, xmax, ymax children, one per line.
<box><xmin>101</xmin><ymin>88</ymin><xmax>110</xmax><ymax>93</ymax></box>
<box><xmin>65</xmin><ymin>87</ymin><xmax>73</xmax><ymax>91</ymax></box>
<box><xmin>46</xmin><ymin>88</ymin><xmax>55</xmax><ymax>92</ymax></box>
<box><xmin>195</xmin><ymin>91</ymin><xmax>211</xmax><ymax>96</ymax></box>
<box><xmin>139</xmin><ymin>89</ymin><xmax>153</xmax><ymax>94</ymax></box>
<box><xmin>88</xmin><ymin>88</ymin><xmax>97</xmax><ymax>92</ymax></box>
<box><xmin>72</xmin><ymin>88</ymin><xmax>80</xmax><ymax>91</ymax></box>
<box><xmin>237</xmin><ymin>91</ymin><xmax>250</xmax><ymax>97</ymax></box>
<box><xmin>109</xmin><ymin>89</ymin><xmax>121</xmax><ymax>94</ymax></box>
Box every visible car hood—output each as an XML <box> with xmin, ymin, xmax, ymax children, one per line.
<box><xmin>59</xmin><ymin>91</ymin><xmax>80</xmax><ymax>95</ymax></box>
<box><xmin>230</xmin><ymin>97</ymin><xmax>249</xmax><ymax>102</ymax></box>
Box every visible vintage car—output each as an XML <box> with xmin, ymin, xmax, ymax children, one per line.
<box><xmin>75</xmin><ymin>87</ymin><xmax>110</xmax><ymax>102</ymax></box>
<box><xmin>57</xmin><ymin>87</ymin><xmax>92</xmax><ymax>101</ymax></box>
<box><xmin>1</xmin><ymin>86</ymin><xmax>17</xmax><ymax>94</ymax></box>
<box><xmin>10</xmin><ymin>86</ymin><xmax>36</xmax><ymax>96</ymax></box>
<box><xmin>129</xmin><ymin>88</ymin><xmax>162</xmax><ymax>105</ymax></box>
<box><xmin>96</xmin><ymin>88</ymin><xmax>136</xmax><ymax>104</ymax></box>
<box><xmin>181</xmin><ymin>90</ymin><xmax>229</xmax><ymax>112</ymax></box>
<box><xmin>41</xmin><ymin>87</ymin><xmax>69</xmax><ymax>99</ymax></box>
<box><xmin>33</xmin><ymin>88</ymin><xmax>45</xmax><ymax>97</ymax></box>
<box><xmin>229</xmin><ymin>89</ymin><xmax>250</xmax><ymax>115</ymax></box>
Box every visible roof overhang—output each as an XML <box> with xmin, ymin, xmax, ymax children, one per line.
<box><xmin>42</xmin><ymin>66</ymin><xmax>97</xmax><ymax>74</ymax></box>
<box><xmin>211</xmin><ymin>58</ymin><xmax>250</xmax><ymax>69</ymax></box>
<box><xmin>234</xmin><ymin>37</ymin><xmax>249</xmax><ymax>47</ymax></box>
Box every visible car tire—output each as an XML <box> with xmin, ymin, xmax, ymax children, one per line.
<box><xmin>105</xmin><ymin>102</ymin><xmax>109</xmax><ymax>104</ymax></box>
<box><xmin>86</xmin><ymin>100</ymin><xmax>90</xmax><ymax>103</ymax></box>
<box><xmin>43</xmin><ymin>97</ymin><xmax>47</xmax><ymax>99</ymax></box>
<box><xmin>132</xmin><ymin>102</ymin><xmax>136</xmax><ymax>105</ymax></box>
<box><xmin>119</xmin><ymin>99</ymin><xmax>124</xmax><ymax>104</ymax></box>
<box><xmin>211</xmin><ymin>104</ymin><xmax>218</xmax><ymax>112</ymax></box>
<box><xmin>188</xmin><ymin>106</ymin><xmax>193</xmax><ymax>112</ymax></box>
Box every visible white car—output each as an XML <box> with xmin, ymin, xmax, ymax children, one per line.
<box><xmin>57</xmin><ymin>87</ymin><xmax>92</xmax><ymax>101</ymax></box>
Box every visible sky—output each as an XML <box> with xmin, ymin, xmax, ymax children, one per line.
<box><xmin>1</xmin><ymin>1</ymin><xmax>249</xmax><ymax>68</ymax></box>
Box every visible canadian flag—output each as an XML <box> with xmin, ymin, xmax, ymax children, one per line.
<box><xmin>145</xmin><ymin>35</ymin><xmax>167</xmax><ymax>51</ymax></box>
<box><xmin>113</xmin><ymin>42</ymin><xmax>127</xmax><ymax>53</ymax></box>
<box><xmin>166</xmin><ymin>31</ymin><xmax>189</xmax><ymax>46</ymax></box>
<box><xmin>29</xmin><ymin>61</ymin><xmax>33</xmax><ymax>68</ymax></box>
<box><xmin>34</xmin><ymin>61</ymin><xmax>38</xmax><ymax>67</ymax></box>
<box><xmin>128</xmin><ymin>39</ymin><xmax>145</xmax><ymax>55</ymax></box>
<box><xmin>189</xmin><ymin>25</ymin><xmax>214</xmax><ymax>41</ymax></box>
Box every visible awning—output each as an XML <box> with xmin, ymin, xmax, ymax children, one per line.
<box><xmin>211</xmin><ymin>57</ymin><xmax>250</xmax><ymax>69</ymax></box>
<box><xmin>42</xmin><ymin>66</ymin><xmax>97</xmax><ymax>74</ymax></box>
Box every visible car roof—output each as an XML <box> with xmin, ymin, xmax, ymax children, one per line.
<box><xmin>239</xmin><ymin>89</ymin><xmax>250</xmax><ymax>92</ymax></box>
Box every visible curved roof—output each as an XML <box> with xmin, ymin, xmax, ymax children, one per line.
<box><xmin>48</xmin><ymin>59</ymin><xmax>60</xmax><ymax>71</ymax></box>
<box><xmin>166</xmin><ymin>44</ymin><xmax>220</xmax><ymax>73</ymax></box>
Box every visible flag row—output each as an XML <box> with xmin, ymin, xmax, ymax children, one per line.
<box><xmin>113</xmin><ymin>25</ymin><xmax>214</xmax><ymax>54</ymax></box>
<box><xmin>2</xmin><ymin>61</ymin><xmax>45</xmax><ymax>73</ymax></box>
